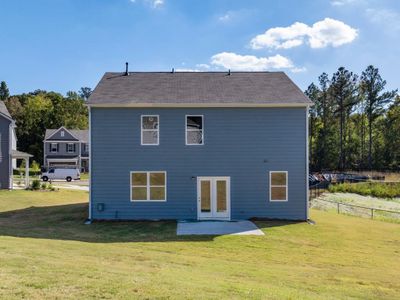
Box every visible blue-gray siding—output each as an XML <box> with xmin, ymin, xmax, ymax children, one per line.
<box><xmin>0</xmin><ymin>116</ymin><xmax>11</xmax><ymax>189</ymax></box>
<box><xmin>91</xmin><ymin>107</ymin><xmax>307</xmax><ymax>220</ymax></box>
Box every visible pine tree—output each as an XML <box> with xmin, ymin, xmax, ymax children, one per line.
<box><xmin>0</xmin><ymin>81</ymin><xmax>10</xmax><ymax>101</ymax></box>
<box><xmin>360</xmin><ymin>65</ymin><xmax>397</xmax><ymax>170</ymax></box>
<box><xmin>330</xmin><ymin>67</ymin><xmax>359</xmax><ymax>170</ymax></box>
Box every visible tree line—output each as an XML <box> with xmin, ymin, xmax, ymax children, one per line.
<box><xmin>306</xmin><ymin>65</ymin><xmax>399</xmax><ymax>172</ymax></box>
<box><xmin>0</xmin><ymin>81</ymin><xmax>91</xmax><ymax>165</ymax></box>
<box><xmin>1</xmin><ymin>65</ymin><xmax>399</xmax><ymax>172</ymax></box>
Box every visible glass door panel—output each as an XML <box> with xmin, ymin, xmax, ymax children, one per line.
<box><xmin>200</xmin><ymin>180</ymin><xmax>211</xmax><ymax>213</ymax></box>
<box><xmin>216</xmin><ymin>180</ymin><xmax>227</xmax><ymax>213</ymax></box>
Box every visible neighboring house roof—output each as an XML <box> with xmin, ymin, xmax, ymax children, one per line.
<box><xmin>0</xmin><ymin>101</ymin><xmax>13</xmax><ymax>120</ymax></box>
<box><xmin>44</xmin><ymin>129</ymin><xmax>89</xmax><ymax>142</ymax></box>
<box><xmin>87</xmin><ymin>72</ymin><xmax>312</xmax><ymax>106</ymax></box>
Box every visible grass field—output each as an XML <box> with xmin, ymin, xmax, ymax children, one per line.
<box><xmin>0</xmin><ymin>190</ymin><xmax>399</xmax><ymax>299</ymax></box>
<box><xmin>320</xmin><ymin>193</ymin><xmax>400</xmax><ymax>211</ymax></box>
<box><xmin>329</xmin><ymin>182</ymin><xmax>400</xmax><ymax>198</ymax></box>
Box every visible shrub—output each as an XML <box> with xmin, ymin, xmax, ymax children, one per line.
<box><xmin>31</xmin><ymin>160</ymin><xmax>40</xmax><ymax>173</ymax></box>
<box><xmin>30</xmin><ymin>179</ymin><xmax>41</xmax><ymax>190</ymax></box>
<box><xmin>329</xmin><ymin>182</ymin><xmax>400</xmax><ymax>198</ymax></box>
<box><xmin>41</xmin><ymin>183</ymin><xmax>47</xmax><ymax>190</ymax></box>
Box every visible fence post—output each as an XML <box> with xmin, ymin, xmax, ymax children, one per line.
<box><xmin>337</xmin><ymin>203</ymin><xmax>340</xmax><ymax>214</ymax></box>
<box><xmin>371</xmin><ymin>208</ymin><xmax>374</xmax><ymax>220</ymax></box>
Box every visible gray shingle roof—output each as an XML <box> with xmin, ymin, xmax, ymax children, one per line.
<box><xmin>87</xmin><ymin>72</ymin><xmax>312</xmax><ymax>106</ymax></box>
<box><xmin>0</xmin><ymin>101</ymin><xmax>12</xmax><ymax>119</ymax></box>
<box><xmin>45</xmin><ymin>129</ymin><xmax>88</xmax><ymax>142</ymax></box>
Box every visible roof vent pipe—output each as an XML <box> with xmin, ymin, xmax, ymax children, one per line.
<box><xmin>172</xmin><ymin>68</ymin><xmax>175</xmax><ymax>73</ymax></box>
<box><xmin>228</xmin><ymin>69</ymin><xmax>231</xmax><ymax>76</ymax></box>
<box><xmin>125</xmin><ymin>62</ymin><xmax>129</xmax><ymax>76</ymax></box>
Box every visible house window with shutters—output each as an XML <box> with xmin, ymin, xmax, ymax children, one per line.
<box><xmin>67</xmin><ymin>143</ymin><xmax>75</xmax><ymax>153</ymax></box>
<box><xmin>50</xmin><ymin>143</ymin><xmax>58</xmax><ymax>153</ymax></box>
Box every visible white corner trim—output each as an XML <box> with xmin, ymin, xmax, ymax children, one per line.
<box><xmin>88</xmin><ymin>107</ymin><xmax>92</xmax><ymax>220</ymax></box>
<box><xmin>305</xmin><ymin>106</ymin><xmax>310</xmax><ymax>219</ymax></box>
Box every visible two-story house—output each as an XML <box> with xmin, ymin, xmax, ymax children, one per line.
<box><xmin>1</xmin><ymin>101</ymin><xmax>32</xmax><ymax>189</ymax></box>
<box><xmin>87</xmin><ymin>71</ymin><xmax>312</xmax><ymax>221</ymax></box>
<box><xmin>43</xmin><ymin>127</ymin><xmax>89</xmax><ymax>172</ymax></box>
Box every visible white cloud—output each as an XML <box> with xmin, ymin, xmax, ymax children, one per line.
<box><xmin>366</xmin><ymin>8</ymin><xmax>400</xmax><ymax>32</ymax></box>
<box><xmin>210</xmin><ymin>52</ymin><xmax>294</xmax><ymax>71</ymax></box>
<box><xmin>290</xmin><ymin>67</ymin><xmax>307</xmax><ymax>73</ymax></box>
<box><xmin>330</xmin><ymin>0</ymin><xmax>358</xmax><ymax>6</ymax></box>
<box><xmin>218</xmin><ymin>12</ymin><xmax>232</xmax><ymax>22</ymax></box>
<box><xmin>175</xmin><ymin>68</ymin><xmax>202</xmax><ymax>72</ymax></box>
<box><xmin>250</xmin><ymin>18</ymin><xmax>358</xmax><ymax>50</ymax></box>
<box><xmin>196</xmin><ymin>64</ymin><xmax>210</xmax><ymax>69</ymax></box>
<box><xmin>130</xmin><ymin>0</ymin><xmax>164</xmax><ymax>8</ymax></box>
<box><xmin>151</xmin><ymin>0</ymin><xmax>164</xmax><ymax>8</ymax></box>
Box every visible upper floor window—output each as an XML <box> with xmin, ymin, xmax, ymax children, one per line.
<box><xmin>141</xmin><ymin>115</ymin><xmax>159</xmax><ymax>145</ymax></box>
<box><xmin>67</xmin><ymin>143</ymin><xmax>74</xmax><ymax>153</ymax></box>
<box><xmin>84</xmin><ymin>143</ymin><xmax>89</xmax><ymax>153</ymax></box>
<box><xmin>269</xmin><ymin>171</ymin><xmax>288</xmax><ymax>202</ymax></box>
<box><xmin>50</xmin><ymin>143</ymin><xmax>58</xmax><ymax>153</ymax></box>
<box><xmin>186</xmin><ymin>115</ymin><xmax>203</xmax><ymax>145</ymax></box>
<box><xmin>60</xmin><ymin>130</ymin><xmax>65</xmax><ymax>137</ymax></box>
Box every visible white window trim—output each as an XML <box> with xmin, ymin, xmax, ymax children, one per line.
<box><xmin>67</xmin><ymin>143</ymin><xmax>74</xmax><ymax>153</ymax></box>
<box><xmin>130</xmin><ymin>171</ymin><xmax>167</xmax><ymax>202</ymax></box>
<box><xmin>50</xmin><ymin>142</ymin><xmax>58</xmax><ymax>153</ymax></box>
<box><xmin>141</xmin><ymin>115</ymin><xmax>159</xmax><ymax>146</ymax></box>
<box><xmin>185</xmin><ymin>115</ymin><xmax>204</xmax><ymax>145</ymax></box>
<box><xmin>61</xmin><ymin>130</ymin><xmax>65</xmax><ymax>137</ymax></box>
<box><xmin>269</xmin><ymin>171</ymin><xmax>288</xmax><ymax>202</ymax></box>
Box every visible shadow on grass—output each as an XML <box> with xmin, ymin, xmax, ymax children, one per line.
<box><xmin>0</xmin><ymin>203</ymin><xmax>301</xmax><ymax>243</ymax></box>
<box><xmin>251</xmin><ymin>218</ymin><xmax>305</xmax><ymax>231</ymax></box>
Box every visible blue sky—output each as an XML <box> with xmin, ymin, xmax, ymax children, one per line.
<box><xmin>1</xmin><ymin>0</ymin><xmax>399</xmax><ymax>95</ymax></box>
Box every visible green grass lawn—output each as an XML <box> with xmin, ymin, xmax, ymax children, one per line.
<box><xmin>0</xmin><ymin>190</ymin><xmax>399</xmax><ymax>299</ymax></box>
<box><xmin>329</xmin><ymin>182</ymin><xmax>400</xmax><ymax>198</ymax></box>
<box><xmin>80</xmin><ymin>173</ymin><xmax>89</xmax><ymax>180</ymax></box>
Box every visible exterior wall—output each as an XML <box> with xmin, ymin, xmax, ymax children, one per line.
<box><xmin>44</xmin><ymin>141</ymin><xmax>80</xmax><ymax>169</ymax></box>
<box><xmin>81</xmin><ymin>143</ymin><xmax>89</xmax><ymax>157</ymax></box>
<box><xmin>91</xmin><ymin>107</ymin><xmax>307</xmax><ymax>221</ymax></box>
<box><xmin>43</xmin><ymin>141</ymin><xmax>89</xmax><ymax>172</ymax></box>
<box><xmin>0</xmin><ymin>116</ymin><xmax>11</xmax><ymax>189</ymax></box>
<box><xmin>44</xmin><ymin>141</ymin><xmax>80</xmax><ymax>157</ymax></box>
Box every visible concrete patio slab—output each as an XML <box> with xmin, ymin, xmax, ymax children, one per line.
<box><xmin>177</xmin><ymin>220</ymin><xmax>265</xmax><ymax>236</ymax></box>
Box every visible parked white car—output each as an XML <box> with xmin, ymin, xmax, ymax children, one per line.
<box><xmin>41</xmin><ymin>168</ymin><xmax>80</xmax><ymax>182</ymax></box>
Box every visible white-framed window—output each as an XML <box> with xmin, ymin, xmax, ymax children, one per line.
<box><xmin>84</xmin><ymin>143</ymin><xmax>89</xmax><ymax>153</ymax></box>
<box><xmin>60</xmin><ymin>130</ymin><xmax>65</xmax><ymax>137</ymax></box>
<box><xmin>50</xmin><ymin>143</ymin><xmax>58</xmax><ymax>153</ymax></box>
<box><xmin>269</xmin><ymin>171</ymin><xmax>288</xmax><ymax>202</ymax></box>
<box><xmin>67</xmin><ymin>143</ymin><xmax>74</xmax><ymax>153</ymax></box>
<box><xmin>186</xmin><ymin>115</ymin><xmax>204</xmax><ymax>145</ymax></box>
<box><xmin>130</xmin><ymin>171</ymin><xmax>166</xmax><ymax>202</ymax></box>
<box><xmin>141</xmin><ymin>115</ymin><xmax>159</xmax><ymax>145</ymax></box>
